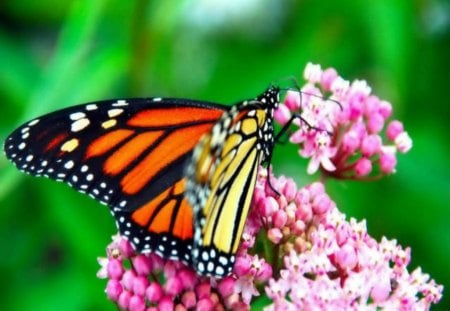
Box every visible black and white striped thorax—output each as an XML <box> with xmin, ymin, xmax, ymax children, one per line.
<box><xmin>248</xmin><ymin>85</ymin><xmax>279</xmax><ymax>162</ymax></box>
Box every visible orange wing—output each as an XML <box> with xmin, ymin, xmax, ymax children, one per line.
<box><xmin>4</xmin><ymin>97</ymin><xmax>226</xmax><ymax>264</ymax></box>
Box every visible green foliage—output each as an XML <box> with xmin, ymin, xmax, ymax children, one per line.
<box><xmin>0</xmin><ymin>0</ymin><xmax>448</xmax><ymax>309</ymax></box>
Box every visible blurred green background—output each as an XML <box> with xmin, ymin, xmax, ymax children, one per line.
<box><xmin>0</xmin><ymin>0</ymin><xmax>448</xmax><ymax>310</ymax></box>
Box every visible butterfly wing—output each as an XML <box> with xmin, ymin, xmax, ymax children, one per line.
<box><xmin>185</xmin><ymin>87</ymin><xmax>280</xmax><ymax>277</ymax></box>
<box><xmin>4</xmin><ymin>97</ymin><xmax>226</xmax><ymax>264</ymax></box>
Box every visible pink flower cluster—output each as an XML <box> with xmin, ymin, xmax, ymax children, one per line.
<box><xmin>274</xmin><ymin>62</ymin><xmax>413</xmax><ymax>178</ymax></box>
<box><xmin>97</xmin><ymin>234</ymin><xmax>259</xmax><ymax>310</ymax></box>
<box><xmin>251</xmin><ymin>169</ymin><xmax>443</xmax><ymax>309</ymax></box>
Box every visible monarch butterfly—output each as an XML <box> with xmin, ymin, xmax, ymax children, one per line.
<box><xmin>3</xmin><ymin>86</ymin><xmax>280</xmax><ymax>278</ymax></box>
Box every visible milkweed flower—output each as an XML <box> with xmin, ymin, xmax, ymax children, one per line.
<box><xmin>275</xmin><ymin>62</ymin><xmax>413</xmax><ymax>178</ymax></box>
<box><xmin>97</xmin><ymin>63</ymin><xmax>441</xmax><ymax>310</ymax></box>
<box><xmin>251</xmin><ymin>169</ymin><xmax>442</xmax><ymax>309</ymax></box>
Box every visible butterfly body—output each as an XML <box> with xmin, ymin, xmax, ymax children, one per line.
<box><xmin>4</xmin><ymin>86</ymin><xmax>280</xmax><ymax>277</ymax></box>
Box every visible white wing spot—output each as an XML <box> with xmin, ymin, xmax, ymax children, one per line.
<box><xmin>152</xmin><ymin>97</ymin><xmax>162</xmax><ymax>102</ymax></box>
<box><xmin>108</xmin><ymin>109</ymin><xmax>124</xmax><ymax>118</ymax></box>
<box><xmin>64</xmin><ymin>161</ymin><xmax>74</xmax><ymax>169</ymax></box>
<box><xmin>71</xmin><ymin>118</ymin><xmax>90</xmax><ymax>132</ymax></box>
<box><xmin>219</xmin><ymin>256</ymin><xmax>228</xmax><ymax>266</ymax></box>
<box><xmin>202</xmin><ymin>251</ymin><xmax>209</xmax><ymax>261</ymax></box>
<box><xmin>86</xmin><ymin>104</ymin><xmax>98</xmax><ymax>111</ymax></box>
<box><xmin>215</xmin><ymin>266</ymin><xmax>225</xmax><ymax>276</ymax></box>
<box><xmin>28</xmin><ymin>119</ymin><xmax>39</xmax><ymax>126</ymax></box>
<box><xmin>81</xmin><ymin>165</ymin><xmax>88</xmax><ymax>172</ymax></box>
<box><xmin>18</xmin><ymin>142</ymin><xmax>26</xmax><ymax>150</ymax></box>
<box><xmin>112</xmin><ymin>100</ymin><xmax>128</xmax><ymax>107</ymax></box>
<box><xmin>86</xmin><ymin>173</ymin><xmax>94</xmax><ymax>181</ymax></box>
<box><xmin>25</xmin><ymin>155</ymin><xmax>33</xmax><ymax>162</ymax></box>
<box><xmin>70</xmin><ymin>112</ymin><xmax>86</xmax><ymax>120</ymax></box>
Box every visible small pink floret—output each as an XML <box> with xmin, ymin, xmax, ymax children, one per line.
<box><xmin>121</xmin><ymin>270</ymin><xmax>137</xmax><ymax>291</ymax></box>
<box><xmin>321</xmin><ymin>67</ymin><xmax>338</xmax><ymax>90</ymax></box>
<box><xmin>355</xmin><ymin>157</ymin><xmax>372</xmax><ymax>176</ymax></box>
<box><xmin>132</xmin><ymin>254</ymin><xmax>152</xmax><ymax>276</ymax></box>
<box><xmin>273</xmin><ymin>210</ymin><xmax>288</xmax><ymax>228</ymax></box>
<box><xmin>367</xmin><ymin>113</ymin><xmax>385</xmax><ymax>134</ymax></box>
<box><xmin>129</xmin><ymin>295</ymin><xmax>146</xmax><ymax>311</ymax></box>
<box><xmin>284</xmin><ymin>90</ymin><xmax>301</xmax><ymax>111</ymax></box>
<box><xmin>117</xmin><ymin>290</ymin><xmax>132</xmax><ymax>310</ymax></box>
<box><xmin>361</xmin><ymin>135</ymin><xmax>381</xmax><ymax>157</ymax></box>
<box><xmin>106</xmin><ymin>279</ymin><xmax>123</xmax><ymax>301</ymax></box>
<box><xmin>335</xmin><ymin>243</ymin><xmax>358</xmax><ymax>270</ymax></box>
<box><xmin>274</xmin><ymin>105</ymin><xmax>292</xmax><ymax>125</ymax></box>
<box><xmin>133</xmin><ymin>276</ymin><xmax>149</xmax><ymax>296</ymax></box>
<box><xmin>158</xmin><ymin>296</ymin><xmax>175</xmax><ymax>310</ymax></box>
<box><xmin>386</xmin><ymin>120</ymin><xmax>404</xmax><ymax>141</ymax></box>
<box><xmin>371</xmin><ymin>281</ymin><xmax>391</xmax><ymax>303</ymax></box>
<box><xmin>379</xmin><ymin>152</ymin><xmax>397</xmax><ymax>173</ymax></box>
<box><xmin>181</xmin><ymin>291</ymin><xmax>197</xmax><ymax>309</ymax></box>
<box><xmin>107</xmin><ymin>258</ymin><xmax>125</xmax><ymax>279</ymax></box>
<box><xmin>165</xmin><ymin>275</ymin><xmax>183</xmax><ymax>296</ymax></box>
<box><xmin>146</xmin><ymin>282</ymin><xmax>163</xmax><ymax>302</ymax></box>
<box><xmin>195</xmin><ymin>282</ymin><xmax>211</xmax><ymax>300</ymax></box>
<box><xmin>196</xmin><ymin>298</ymin><xmax>215</xmax><ymax>311</ymax></box>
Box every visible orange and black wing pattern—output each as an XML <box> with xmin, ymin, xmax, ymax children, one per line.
<box><xmin>4</xmin><ymin>97</ymin><xmax>226</xmax><ymax>265</ymax></box>
<box><xmin>4</xmin><ymin>86</ymin><xmax>281</xmax><ymax>278</ymax></box>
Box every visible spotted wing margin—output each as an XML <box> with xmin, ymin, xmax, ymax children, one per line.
<box><xmin>186</xmin><ymin>105</ymin><xmax>266</xmax><ymax>277</ymax></box>
<box><xmin>4</xmin><ymin>97</ymin><xmax>226</xmax><ymax>262</ymax></box>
